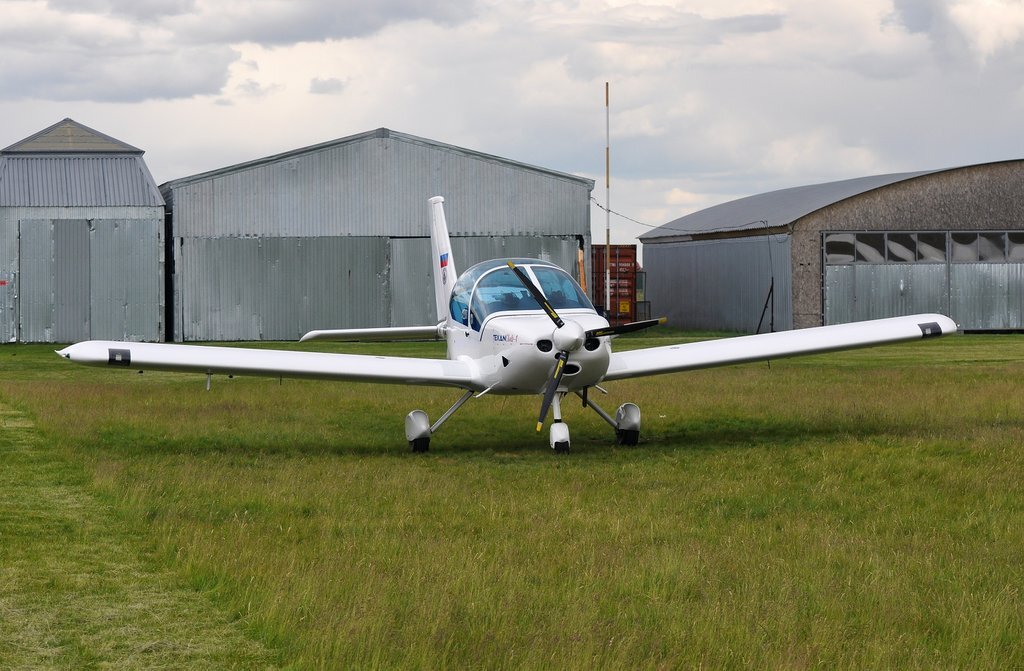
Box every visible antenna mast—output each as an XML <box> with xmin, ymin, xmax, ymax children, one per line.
<box><xmin>604</xmin><ymin>81</ymin><xmax>611</xmax><ymax>319</ymax></box>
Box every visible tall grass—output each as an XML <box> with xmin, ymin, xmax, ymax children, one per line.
<box><xmin>1</xmin><ymin>335</ymin><xmax>1022</xmax><ymax>668</ymax></box>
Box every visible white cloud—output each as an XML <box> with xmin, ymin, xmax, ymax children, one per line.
<box><xmin>0</xmin><ymin>0</ymin><xmax>1022</xmax><ymax>248</ymax></box>
<box><xmin>948</xmin><ymin>0</ymin><xmax>1024</xmax><ymax>62</ymax></box>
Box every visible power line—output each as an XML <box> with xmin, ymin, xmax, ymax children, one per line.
<box><xmin>590</xmin><ymin>196</ymin><xmax>779</xmax><ymax>236</ymax></box>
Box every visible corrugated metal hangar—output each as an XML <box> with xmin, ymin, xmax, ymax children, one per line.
<box><xmin>162</xmin><ymin>128</ymin><xmax>594</xmax><ymax>341</ymax></box>
<box><xmin>159</xmin><ymin>127</ymin><xmax>593</xmax><ymax>342</ymax></box>
<box><xmin>2</xmin><ymin>121</ymin><xmax>593</xmax><ymax>343</ymax></box>
<box><xmin>642</xmin><ymin>160</ymin><xmax>1024</xmax><ymax>332</ymax></box>
<box><xmin>0</xmin><ymin>119</ymin><xmax>166</xmax><ymax>343</ymax></box>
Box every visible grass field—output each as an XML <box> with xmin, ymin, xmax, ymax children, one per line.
<box><xmin>1</xmin><ymin>333</ymin><xmax>1022</xmax><ymax>668</ymax></box>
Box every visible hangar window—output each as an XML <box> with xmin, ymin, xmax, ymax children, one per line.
<box><xmin>1009</xmin><ymin>233</ymin><xmax>1024</xmax><ymax>261</ymax></box>
<box><xmin>824</xmin><ymin>233</ymin><xmax>855</xmax><ymax>263</ymax></box>
<box><xmin>916</xmin><ymin>233</ymin><xmax>946</xmax><ymax>262</ymax></box>
<box><xmin>856</xmin><ymin>234</ymin><xmax>886</xmax><ymax>262</ymax></box>
<box><xmin>952</xmin><ymin>232</ymin><xmax>1009</xmax><ymax>263</ymax></box>
<box><xmin>886</xmin><ymin>233</ymin><xmax>916</xmax><ymax>262</ymax></box>
<box><xmin>826</xmin><ymin>232</ymin><xmax>947</xmax><ymax>264</ymax></box>
<box><xmin>827</xmin><ymin>231</ymin><xmax>1024</xmax><ymax>265</ymax></box>
<box><xmin>952</xmin><ymin>233</ymin><xmax>978</xmax><ymax>261</ymax></box>
<box><xmin>980</xmin><ymin>233</ymin><xmax>1006</xmax><ymax>262</ymax></box>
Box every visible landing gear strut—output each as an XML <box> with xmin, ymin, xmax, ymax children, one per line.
<box><xmin>576</xmin><ymin>390</ymin><xmax>642</xmax><ymax>447</ymax></box>
<box><xmin>548</xmin><ymin>394</ymin><xmax>570</xmax><ymax>452</ymax></box>
<box><xmin>404</xmin><ymin>390</ymin><xmax>474</xmax><ymax>452</ymax></box>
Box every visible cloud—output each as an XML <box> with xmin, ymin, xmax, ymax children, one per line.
<box><xmin>0</xmin><ymin>0</ymin><xmax>477</xmax><ymax>103</ymax></box>
<box><xmin>309</xmin><ymin>77</ymin><xmax>346</xmax><ymax>95</ymax></box>
<box><xmin>46</xmin><ymin>0</ymin><xmax>197</xmax><ymax>20</ymax></box>
<box><xmin>2</xmin><ymin>0</ymin><xmax>1022</xmax><ymax>246</ymax></box>
<box><xmin>162</xmin><ymin>0</ymin><xmax>478</xmax><ymax>46</ymax></box>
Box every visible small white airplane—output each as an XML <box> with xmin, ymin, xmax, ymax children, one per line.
<box><xmin>58</xmin><ymin>196</ymin><xmax>958</xmax><ymax>452</ymax></box>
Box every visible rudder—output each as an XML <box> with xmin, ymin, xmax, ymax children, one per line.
<box><xmin>428</xmin><ymin>196</ymin><xmax>457</xmax><ymax>323</ymax></box>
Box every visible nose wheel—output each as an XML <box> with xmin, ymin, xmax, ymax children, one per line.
<box><xmin>547</xmin><ymin>393</ymin><xmax>570</xmax><ymax>452</ymax></box>
<box><xmin>550</xmin><ymin>422</ymin><xmax>570</xmax><ymax>453</ymax></box>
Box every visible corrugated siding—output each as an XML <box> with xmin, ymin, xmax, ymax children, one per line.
<box><xmin>175</xmin><ymin>236</ymin><xmax>390</xmax><ymax>341</ymax></box>
<box><xmin>950</xmin><ymin>264</ymin><xmax>1024</xmax><ymax>329</ymax></box>
<box><xmin>18</xmin><ymin>220</ymin><xmax>56</xmax><ymax>342</ymax></box>
<box><xmin>824</xmin><ymin>264</ymin><xmax>948</xmax><ymax>325</ymax></box>
<box><xmin>644</xmin><ymin>236</ymin><xmax>793</xmax><ymax>333</ymax></box>
<box><xmin>166</xmin><ymin>135</ymin><xmax>590</xmax><ymax>238</ymax></box>
<box><xmin>89</xmin><ymin>219</ymin><xmax>163</xmax><ymax>341</ymax></box>
<box><xmin>52</xmin><ymin>220</ymin><xmax>91</xmax><ymax>342</ymax></box>
<box><xmin>825</xmin><ymin>263</ymin><xmax>1024</xmax><ymax>329</ymax></box>
<box><xmin>0</xmin><ymin>213</ymin><xmax>17</xmax><ymax>341</ymax></box>
<box><xmin>0</xmin><ymin>270</ymin><xmax>14</xmax><ymax>343</ymax></box>
<box><xmin>0</xmin><ymin>156</ymin><xmax>164</xmax><ymax>206</ymax></box>
<box><xmin>10</xmin><ymin>215</ymin><xmax>163</xmax><ymax>342</ymax></box>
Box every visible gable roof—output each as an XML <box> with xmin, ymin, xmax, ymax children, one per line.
<box><xmin>640</xmin><ymin>169</ymin><xmax>941</xmax><ymax>243</ymax></box>
<box><xmin>160</xmin><ymin>127</ymin><xmax>594</xmax><ymax>190</ymax></box>
<box><xmin>3</xmin><ymin>118</ymin><xmax>142</xmax><ymax>154</ymax></box>
<box><xmin>0</xmin><ymin>119</ymin><xmax>162</xmax><ymax>206</ymax></box>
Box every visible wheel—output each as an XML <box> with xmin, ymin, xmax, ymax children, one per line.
<box><xmin>616</xmin><ymin>429</ymin><xmax>640</xmax><ymax>446</ymax></box>
<box><xmin>410</xmin><ymin>437</ymin><xmax>430</xmax><ymax>453</ymax></box>
<box><xmin>549</xmin><ymin>422</ymin><xmax>571</xmax><ymax>453</ymax></box>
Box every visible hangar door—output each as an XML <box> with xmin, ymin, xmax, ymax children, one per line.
<box><xmin>18</xmin><ymin>219</ymin><xmax>163</xmax><ymax>342</ymax></box>
<box><xmin>823</xmin><ymin>231</ymin><xmax>1024</xmax><ymax>330</ymax></box>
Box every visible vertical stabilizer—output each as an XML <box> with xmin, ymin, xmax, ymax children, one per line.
<box><xmin>428</xmin><ymin>196</ymin><xmax>457</xmax><ymax>323</ymax></box>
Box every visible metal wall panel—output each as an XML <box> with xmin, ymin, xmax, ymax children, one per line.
<box><xmin>89</xmin><ymin>219</ymin><xmax>163</xmax><ymax>340</ymax></box>
<box><xmin>176</xmin><ymin>236</ymin><xmax>390</xmax><ymax>341</ymax></box>
<box><xmin>166</xmin><ymin>134</ymin><xmax>591</xmax><ymax>239</ymax></box>
<box><xmin>0</xmin><ymin>271</ymin><xmax>14</xmax><ymax>342</ymax></box>
<box><xmin>824</xmin><ymin>264</ymin><xmax>948</xmax><ymax>324</ymax></box>
<box><xmin>52</xmin><ymin>219</ymin><xmax>91</xmax><ymax>342</ymax></box>
<box><xmin>0</xmin><ymin>216</ymin><xmax>16</xmax><ymax>342</ymax></box>
<box><xmin>389</xmin><ymin>238</ymin><xmax>434</xmax><ymax>327</ymax></box>
<box><xmin>644</xmin><ymin>236</ymin><xmax>792</xmax><ymax>332</ymax></box>
<box><xmin>0</xmin><ymin>156</ymin><xmax>163</xmax><ymax>206</ymax></box>
<box><xmin>18</xmin><ymin>219</ymin><xmax>55</xmax><ymax>342</ymax></box>
<box><xmin>948</xmin><ymin>264</ymin><xmax>1024</xmax><ymax>330</ymax></box>
<box><xmin>13</xmin><ymin>215</ymin><xmax>164</xmax><ymax>342</ymax></box>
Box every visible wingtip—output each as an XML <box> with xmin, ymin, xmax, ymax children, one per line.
<box><xmin>535</xmin><ymin>422</ymin><xmax>543</xmax><ymax>433</ymax></box>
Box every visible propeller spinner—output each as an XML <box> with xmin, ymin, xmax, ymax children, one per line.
<box><xmin>506</xmin><ymin>261</ymin><xmax>666</xmax><ymax>432</ymax></box>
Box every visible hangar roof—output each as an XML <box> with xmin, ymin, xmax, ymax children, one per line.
<box><xmin>3</xmin><ymin>118</ymin><xmax>142</xmax><ymax>154</ymax></box>
<box><xmin>161</xmin><ymin>127</ymin><xmax>595</xmax><ymax>190</ymax></box>
<box><xmin>0</xmin><ymin>118</ymin><xmax>163</xmax><ymax>207</ymax></box>
<box><xmin>641</xmin><ymin>169</ymin><xmax>941</xmax><ymax>243</ymax></box>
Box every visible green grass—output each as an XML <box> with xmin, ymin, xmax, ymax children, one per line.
<box><xmin>1</xmin><ymin>335</ymin><xmax>1022</xmax><ymax>668</ymax></box>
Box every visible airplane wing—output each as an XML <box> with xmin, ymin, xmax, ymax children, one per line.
<box><xmin>603</xmin><ymin>314</ymin><xmax>957</xmax><ymax>382</ymax></box>
<box><xmin>300</xmin><ymin>325</ymin><xmax>442</xmax><ymax>342</ymax></box>
<box><xmin>56</xmin><ymin>340</ymin><xmax>477</xmax><ymax>389</ymax></box>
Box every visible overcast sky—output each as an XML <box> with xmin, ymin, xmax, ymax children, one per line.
<box><xmin>2</xmin><ymin>0</ymin><xmax>1023</xmax><ymax>245</ymax></box>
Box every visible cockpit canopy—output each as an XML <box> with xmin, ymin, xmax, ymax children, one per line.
<box><xmin>449</xmin><ymin>258</ymin><xmax>594</xmax><ymax>330</ymax></box>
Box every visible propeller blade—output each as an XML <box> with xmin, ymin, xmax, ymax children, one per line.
<box><xmin>536</xmin><ymin>351</ymin><xmax>569</xmax><ymax>431</ymax></box>
<box><xmin>507</xmin><ymin>261</ymin><xmax>564</xmax><ymax>328</ymax></box>
<box><xmin>585</xmin><ymin>317</ymin><xmax>666</xmax><ymax>339</ymax></box>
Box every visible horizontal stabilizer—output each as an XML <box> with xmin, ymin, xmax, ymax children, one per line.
<box><xmin>299</xmin><ymin>325</ymin><xmax>443</xmax><ymax>343</ymax></box>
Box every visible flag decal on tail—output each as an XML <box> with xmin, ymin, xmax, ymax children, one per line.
<box><xmin>439</xmin><ymin>253</ymin><xmax>450</xmax><ymax>284</ymax></box>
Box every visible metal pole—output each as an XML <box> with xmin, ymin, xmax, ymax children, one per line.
<box><xmin>605</xmin><ymin>81</ymin><xmax>611</xmax><ymax>320</ymax></box>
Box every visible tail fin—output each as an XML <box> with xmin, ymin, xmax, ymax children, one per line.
<box><xmin>428</xmin><ymin>196</ymin><xmax>457</xmax><ymax>323</ymax></box>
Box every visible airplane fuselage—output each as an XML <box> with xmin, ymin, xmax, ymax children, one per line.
<box><xmin>445</xmin><ymin>309</ymin><xmax>612</xmax><ymax>394</ymax></box>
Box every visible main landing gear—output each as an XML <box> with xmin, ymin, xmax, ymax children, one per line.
<box><xmin>404</xmin><ymin>390</ymin><xmax>474</xmax><ymax>453</ymax></box>
<box><xmin>404</xmin><ymin>389</ymin><xmax>642</xmax><ymax>453</ymax></box>
<box><xmin>543</xmin><ymin>393</ymin><xmax>641</xmax><ymax>452</ymax></box>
